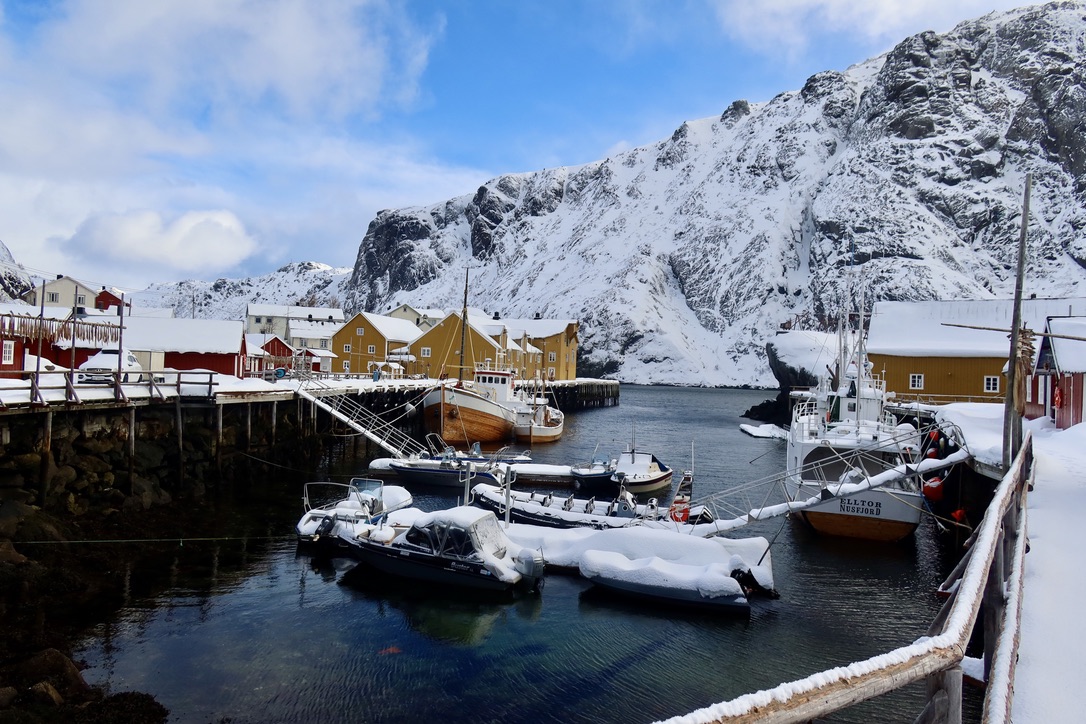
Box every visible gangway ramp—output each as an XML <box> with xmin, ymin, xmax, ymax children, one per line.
<box><xmin>296</xmin><ymin>381</ymin><xmax>427</xmax><ymax>460</ymax></box>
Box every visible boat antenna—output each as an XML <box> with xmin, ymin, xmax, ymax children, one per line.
<box><xmin>458</xmin><ymin>267</ymin><xmax>469</xmax><ymax>384</ymax></box>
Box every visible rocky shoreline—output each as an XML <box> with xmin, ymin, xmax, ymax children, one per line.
<box><xmin>0</xmin><ymin>494</ymin><xmax>269</xmax><ymax>723</ymax></box>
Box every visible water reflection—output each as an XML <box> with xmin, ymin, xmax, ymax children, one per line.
<box><xmin>338</xmin><ymin>563</ymin><xmax>543</xmax><ymax>645</ymax></box>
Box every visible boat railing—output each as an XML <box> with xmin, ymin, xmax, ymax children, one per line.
<box><xmin>662</xmin><ymin>434</ymin><xmax>1028</xmax><ymax>724</ymax></box>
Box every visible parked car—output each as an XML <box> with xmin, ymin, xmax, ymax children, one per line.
<box><xmin>76</xmin><ymin>349</ymin><xmax>144</xmax><ymax>384</ymax></box>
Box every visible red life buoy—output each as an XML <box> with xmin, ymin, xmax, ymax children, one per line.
<box><xmin>669</xmin><ymin>502</ymin><xmax>690</xmax><ymax>523</ymax></box>
<box><xmin>1054</xmin><ymin>387</ymin><xmax>1063</xmax><ymax>409</ymax></box>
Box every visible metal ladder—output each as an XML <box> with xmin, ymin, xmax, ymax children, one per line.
<box><xmin>295</xmin><ymin>373</ymin><xmax>428</xmax><ymax>459</ymax></box>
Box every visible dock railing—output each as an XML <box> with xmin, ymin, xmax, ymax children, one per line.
<box><xmin>659</xmin><ymin>433</ymin><xmax>1033</xmax><ymax>724</ymax></box>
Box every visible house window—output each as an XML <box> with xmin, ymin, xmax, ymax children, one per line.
<box><xmin>548</xmin><ymin>351</ymin><xmax>557</xmax><ymax>363</ymax></box>
<box><xmin>548</xmin><ymin>367</ymin><xmax>556</xmax><ymax>380</ymax></box>
<box><xmin>421</xmin><ymin>347</ymin><xmax>431</xmax><ymax>358</ymax></box>
<box><xmin>76</xmin><ymin>294</ymin><xmax>86</xmax><ymax>305</ymax></box>
<box><xmin>356</xmin><ymin>327</ymin><xmax>364</xmax><ymax>336</ymax></box>
<box><xmin>368</xmin><ymin>344</ymin><xmax>376</xmax><ymax>354</ymax></box>
<box><xmin>909</xmin><ymin>374</ymin><xmax>924</xmax><ymax>390</ymax></box>
<box><xmin>46</xmin><ymin>292</ymin><xmax>59</xmax><ymax>303</ymax></box>
<box><xmin>342</xmin><ymin>361</ymin><xmax>350</xmax><ymax>372</ymax></box>
<box><xmin>343</xmin><ymin>344</ymin><xmax>351</xmax><ymax>353</ymax></box>
<box><xmin>2</xmin><ymin>340</ymin><xmax>13</xmax><ymax>365</ymax></box>
<box><xmin>984</xmin><ymin>376</ymin><xmax>1000</xmax><ymax>393</ymax></box>
<box><xmin>319</xmin><ymin>339</ymin><xmax>328</xmax><ymax>349</ymax></box>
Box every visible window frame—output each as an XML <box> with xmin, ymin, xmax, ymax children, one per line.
<box><xmin>909</xmin><ymin>373</ymin><xmax>924</xmax><ymax>391</ymax></box>
<box><xmin>984</xmin><ymin>375</ymin><xmax>1001</xmax><ymax>393</ymax></box>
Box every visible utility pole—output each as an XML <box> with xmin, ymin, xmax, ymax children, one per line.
<box><xmin>1003</xmin><ymin>173</ymin><xmax>1031</xmax><ymax>469</ymax></box>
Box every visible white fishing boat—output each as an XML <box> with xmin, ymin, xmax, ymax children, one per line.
<box><xmin>512</xmin><ymin>378</ymin><xmax>564</xmax><ymax>443</ymax></box>
<box><xmin>784</xmin><ymin>325</ymin><xmax>957</xmax><ymax>541</ymax></box>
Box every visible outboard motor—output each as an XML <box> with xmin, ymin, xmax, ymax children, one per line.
<box><xmin>312</xmin><ymin>514</ymin><xmax>337</xmax><ymax>541</ymax></box>
<box><xmin>514</xmin><ymin>548</ymin><xmax>546</xmax><ymax>592</ymax></box>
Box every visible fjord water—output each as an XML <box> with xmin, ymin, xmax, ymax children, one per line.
<box><xmin>74</xmin><ymin>386</ymin><xmax>959</xmax><ymax>723</ymax></box>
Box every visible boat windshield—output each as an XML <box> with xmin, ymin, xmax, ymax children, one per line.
<box><xmin>469</xmin><ymin>514</ymin><xmax>508</xmax><ymax>559</ymax></box>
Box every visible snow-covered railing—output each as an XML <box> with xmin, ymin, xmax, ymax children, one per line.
<box><xmin>657</xmin><ymin>434</ymin><xmax>1033</xmax><ymax>724</ymax></box>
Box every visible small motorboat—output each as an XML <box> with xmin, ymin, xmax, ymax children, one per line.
<box><xmin>470</xmin><ymin>476</ymin><xmax>714</xmax><ymax>531</ymax></box>
<box><xmin>388</xmin><ymin>452</ymin><xmax>514</xmax><ymax>488</ymax></box>
<box><xmin>572</xmin><ymin>442</ymin><xmax>672</xmax><ymax>495</ymax></box>
<box><xmin>579</xmin><ymin>549</ymin><xmax>750</xmax><ymax>613</ymax></box>
<box><xmin>423</xmin><ymin>434</ymin><xmax>532</xmax><ymax>464</ymax></box>
<box><xmin>569</xmin><ymin>452</ymin><xmax>617</xmax><ymax>487</ymax></box>
<box><xmin>295</xmin><ymin>478</ymin><xmax>415</xmax><ymax>554</ymax></box>
<box><xmin>342</xmin><ymin>506</ymin><xmax>546</xmax><ymax>594</ymax></box>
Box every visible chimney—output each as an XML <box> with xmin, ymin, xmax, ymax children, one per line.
<box><xmin>56</xmin><ymin>273</ymin><xmax>63</xmax><ymax>279</ymax></box>
<box><xmin>534</xmin><ymin>312</ymin><xmax>541</xmax><ymax>320</ymax></box>
<box><xmin>492</xmin><ymin>312</ymin><xmax>500</xmax><ymax>320</ymax></box>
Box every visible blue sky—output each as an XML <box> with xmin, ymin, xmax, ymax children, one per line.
<box><xmin>0</xmin><ymin>0</ymin><xmax>1027</xmax><ymax>291</ymax></box>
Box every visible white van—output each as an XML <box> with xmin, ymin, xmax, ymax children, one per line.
<box><xmin>77</xmin><ymin>349</ymin><xmax>144</xmax><ymax>384</ymax></box>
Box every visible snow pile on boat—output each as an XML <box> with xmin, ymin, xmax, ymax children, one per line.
<box><xmin>580</xmin><ymin>550</ymin><xmax>745</xmax><ymax>599</ymax></box>
<box><xmin>504</xmin><ymin>524</ymin><xmax>774</xmax><ymax>592</ymax></box>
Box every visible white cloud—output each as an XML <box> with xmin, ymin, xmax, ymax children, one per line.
<box><xmin>38</xmin><ymin>0</ymin><xmax>436</xmax><ymax>122</ymax></box>
<box><xmin>710</xmin><ymin>0</ymin><xmax>1027</xmax><ymax>58</ymax></box>
<box><xmin>61</xmin><ymin>210</ymin><xmax>258</xmax><ymax>275</ymax></box>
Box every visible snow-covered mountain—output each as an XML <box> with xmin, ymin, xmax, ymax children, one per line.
<box><xmin>150</xmin><ymin>2</ymin><xmax>1086</xmax><ymax>387</ymax></box>
<box><xmin>135</xmin><ymin>262</ymin><xmax>352</xmax><ymax>320</ymax></box>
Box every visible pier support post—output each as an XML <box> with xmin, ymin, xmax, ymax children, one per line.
<box><xmin>246</xmin><ymin>402</ymin><xmax>252</xmax><ymax>452</ymax></box>
<box><xmin>271</xmin><ymin>400</ymin><xmax>278</xmax><ymax>447</ymax></box>
<box><xmin>128</xmin><ymin>406</ymin><xmax>136</xmax><ymax>496</ymax></box>
<box><xmin>176</xmin><ymin>399</ymin><xmax>185</xmax><ymax>489</ymax></box>
<box><xmin>216</xmin><ymin>404</ymin><xmax>224</xmax><ymax>478</ymax></box>
<box><xmin>38</xmin><ymin>410</ymin><xmax>53</xmax><ymax>507</ymax></box>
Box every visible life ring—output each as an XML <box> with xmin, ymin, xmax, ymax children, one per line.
<box><xmin>1054</xmin><ymin>386</ymin><xmax>1063</xmax><ymax>409</ymax></box>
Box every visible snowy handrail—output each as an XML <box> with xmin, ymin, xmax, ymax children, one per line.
<box><xmin>657</xmin><ymin>433</ymin><xmax>1033</xmax><ymax>724</ymax></box>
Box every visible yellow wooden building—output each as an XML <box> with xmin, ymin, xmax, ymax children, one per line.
<box><xmin>330</xmin><ymin>312</ymin><xmax>423</xmax><ymax>377</ymax></box>
<box><xmin>402</xmin><ymin>312</ymin><xmax>580</xmax><ymax>381</ymax></box>
<box><xmin>865</xmin><ymin>298</ymin><xmax>1086</xmax><ymax>403</ymax></box>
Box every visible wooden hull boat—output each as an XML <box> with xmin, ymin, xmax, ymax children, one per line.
<box><xmin>422</xmin><ymin>382</ymin><xmax>516</xmax><ymax>446</ymax></box>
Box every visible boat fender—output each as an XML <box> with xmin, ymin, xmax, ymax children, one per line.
<box><xmin>922</xmin><ymin>477</ymin><xmax>944</xmax><ymax>503</ymax></box>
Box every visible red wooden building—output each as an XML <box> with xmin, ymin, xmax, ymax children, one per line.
<box><xmin>1028</xmin><ymin>317</ymin><xmax>1086</xmax><ymax>429</ymax></box>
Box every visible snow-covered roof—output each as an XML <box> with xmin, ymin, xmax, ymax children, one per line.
<box><xmin>244</xmin><ymin>333</ymin><xmax>293</xmax><ymax>355</ymax></box>
<box><xmin>0</xmin><ymin>301</ymin><xmax>71</xmax><ymax>320</ymax></box>
<box><xmin>287</xmin><ymin>318</ymin><xmax>339</xmax><ymax>339</ymax></box>
<box><xmin>867</xmin><ymin>298</ymin><xmax>1086</xmax><ymax>358</ymax></box>
<box><xmin>361</xmin><ymin>312</ymin><xmax>423</xmax><ymax>343</ymax></box>
<box><xmin>78</xmin><ymin>306</ymin><xmax>176</xmax><ymax>319</ymax></box>
<box><xmin>304</xmin><ymin>348</ymin><xmax>337</xmax><ymax>358</ymax></box>
<box><xmin>55</xmin><ymin>317</ymin><xmax>244</xmax><ymax>354</ymax></box>
<box><xmin>498</xmin><ymin>317</ymin><xmax>578</xmax><ymax>339</ymax></box>
<box><xmin>1044</xmin><ymin>317</ymin><xmax>1086</xmax><ymax>374</ymax></box>
<box><xmin>247</xmin><ymin>303</ymin><xmax>344</xmax><ymax>321</ymax></box>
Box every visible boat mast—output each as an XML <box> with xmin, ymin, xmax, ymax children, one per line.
<box><xmin>458</xmin><ymin>267</ymin><xmax>469</xmax><ymax>385</ymax></box>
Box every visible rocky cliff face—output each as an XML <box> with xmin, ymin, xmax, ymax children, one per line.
<box><xmin>0</xmin><ymin>240</ymin><xmax>32</xmax><ymax>302</ymax></box>
<box><xmin>340</xmin><ymin>3</ymin><xmax>1086</xmax><ymax>386</ymax></box>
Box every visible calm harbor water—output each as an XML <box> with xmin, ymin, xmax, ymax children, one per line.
<box><xmin>73</xmin><ymin>386</ymin><xmax>974</xmax><ymax>723</ymax></box>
